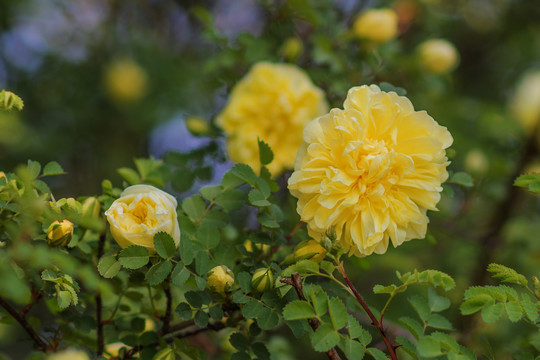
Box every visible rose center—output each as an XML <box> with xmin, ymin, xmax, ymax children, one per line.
<box><xmin>131</xmin><ymin>202</ymin><xmax>149</xmax><ymax>224</ymax></box>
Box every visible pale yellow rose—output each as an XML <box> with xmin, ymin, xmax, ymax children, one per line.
<box><xmin>207</xmin><ymin>265</ymin><xmax>234</xmax><ymax>294</ymax></box>
<box><xmin>105</xmin><ymin>185</ymin><xmax>180</xmax><ymax>250</ymax></box>
<box><xmin>104</xmin><ymin>59</ymin><xmax>148</xmax><ymax>103</ymax></box>
<box><xmin>216</xmin><ymin>62</ymin><xmax>328</xmax><ymax>176</ymax></box>
<box><xmin>294</xmin><ymin>240</ymin><xmax>327</xmax><ymax>263</ymax></box>
<box><xmin>353</xmin><ymin>8</ymin><xmax>399</xmax><ymax>44</ymax></box>
<box><xmin>251</xmin><ymin>268</ymin><xmax>274</xmax><ymax>292</ymax></box>
<box><xmin>288</xmin><ymin>85</ymin><xmax>453</xmax><ymax>257</ymax></box>
<box><xmin>47</xmin><ymin>220</ymin><xmax>74</xmax><ymax>247</ymax></box>
<box><xmin>418</xmin><ymin>39</ymin><xmax>459</xmax><ymax>74</ymax></box>
<box><xmin>47</xmin><ymin>349</ymin><xmax>90</xmax><ymax>360</ymax></box>
<box><xmin>510</xmin><ymin>70</ymin><xmax>540</xmax><ymax>132</ymax></box>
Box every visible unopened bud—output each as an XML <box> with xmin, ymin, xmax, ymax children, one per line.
<box><xmin>207</xmin><ymin>265</ymin><xmax>234</xmax><ymax>294</ymax></box>
<box><xmin>47</xmin><ymin>220</ymin><xmax>74</xmax><ymax>247</ymax></box>
<box><xmin>244</xmin><ymin>240</ymin><xmax>270</xmax><ymax>253</ymax></box>
<box><xmin>81</xmin><ymin>197</ymin><xmax>101</xmax><ymax>218</ymax></box>
<box><xmin>280</xmin><ymin>37</ymin><xmax>303</xmax><ymax>62</ymax></box>
<box><xmin>186</xmin><ymin>116</ymin><xmax>210</xmax><ymax>136</ymax></box>
<box><xmin>294</xmin><ymin>240</ymin><xmax>327</xmax><ymax>263</ymax></box>
<box><xmin>252</xmin><ymin>268</ymin><xmax>274</xmax><ymax>292</ymax></box>
<box><xmin>353</xmin><ymin>8</ymin><xmax>398</xmax><ymax>44</ymax></box>
<box><xmin>418</xmin><ymin>38</ymin><xmax>459</xmax><ymax>74</ymax></box>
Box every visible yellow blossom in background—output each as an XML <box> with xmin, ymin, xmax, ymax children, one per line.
<box><xmin>104</xmin><ymin>59</ymin><xmax>148</xmax><ymax>103</ymax></box>
<box><xmin>186</xmin><ymin>116</ymin><xmax>210</xmax><ymax>135</ymax></box>
<box><xmin>47</xmin><ymin>349</ymin><xmax>90</xmax><ymax>360</ymax></box>
<box><xmin>207</xmin><ymin>265</ymin><xmax>234</xmax><ymax>294</ymax></box>
<box><xmin>464</xmin><ymin>149</ymin><xmax>489</xmax><ymax>175</ymax></box>
<box><xmin>288</xmin><ymin>85</ymin><xmax>453</xmax><ymax>257</ymax></box>
<box><xmin>216</xmin><ymin>62</ymin><xmax>327</xmax><ymax>175</ymax></box>
<box><xmin>47</xmin><ymin>219</ymin><xmax>74</xmax><ymax>247</ymax></box>
<box><xmin>510</xmin><ymin>70</ymin><xmax>540</xmax><ymax>132</ymax></box>
<box><xmin>353</xmin><ymin>8</ymin><xmax>399</xmax><ymax>44</ymax></box>
<box><xmin>280</xmin><ymin>37</ymin><xmax>304</xmax><ymax>62</ymax></box>
<box><xmin>104</xmin><ymin>342</ymin><xmax>132</xmax><ymax>359</ymax></box>
<box><xmin>105</xmin><ymin>185</ymin><xmax>180</xmax><ymax>250</ymax></box>
<box><xmin>418</xmin><ymin>39</ymin><xmax>459</xmax><ymax>74</ymax></box>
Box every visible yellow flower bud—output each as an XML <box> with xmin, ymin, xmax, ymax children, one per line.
<box><xmin>353</xmin><ymin>8</ymin><xmax>398</xmax><ymax>44</ymax></box>
<box><xmin>294</xmin><ymin>240</ymin><xmax>327</xmax><ymax>263</ymax></box>
<box><xmin>186</xmin><ymin>116</ymin><xmax>210</xmax><ymax>135</ymax></box>
<box><xmin>244</xmin><ymin>240</ymin><xmax>271</xmax><ymax>253</ymax></box>
<box><xmin>0</xmin><ymin>171</ymin><xmax>6</xmax><ymax>186</ymax></box>
<box><xmin>464</xmin><ymin>149</ymin><xmax>489</xmax><ymax>175</ymax></box>
<box><xmin>47</xmin><ymin>349</ymin><xmax>90</xmax><ymax>360</ymax></box>
<box><xmin>81</xmin><ymin>197</ymin><xmax>101</xmax><ymax>218</ymax></box>
<box><xmin>104</xmin><ymin>342</ymin><xmax>131</xmax><ymax>359</ymax></box>
<box><xmin>510</xmin><ymin>70</ymin><xmax>540</xmax><ymax>132</ymax></box>
<box><xmin>207</xmin><ymin>265</ymin><xmax>234</xmax><ymax>294</ymax></box>
<box><xmin>104</xmin><ymin>59</ymin><xmax>148</xmax><ymax>103</ymax></box>
<box><xmin>280</xmin><ymin>37</ymin><xmax>303</xmax><ymax>62</ymax></box>
<box><xmin>47</xmin><ymin>220</ymin><xmax>74</xmax><ymax>247</ymax></box>
<box><xmin>252</xmin><ymin>268</ymin><xmax>274</xmax><ymax>292</ymax></box>
<box><xmin>417</xmin><ymin>39</ymin><xmax>459</xmax><ymax>74</ymax></box>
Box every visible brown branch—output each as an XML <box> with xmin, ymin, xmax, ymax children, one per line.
<box><xmin>96</xmin><ymin>233</ymin><xmax>106</xmax><ymax>356</ymax></box>
<box><xmin>281</xmin><ymin>273</ymin><xmax>342</xmax><ymax>360</ymax></box>
<box><xmin>337</xmin><ymin>263</ymin><xmax>398</xmax><ymax>360</ymax></box>
<box><xmin>0</xmin><ymin>296</ymin><xmax>48</xmax><ymax>351</ymax></box>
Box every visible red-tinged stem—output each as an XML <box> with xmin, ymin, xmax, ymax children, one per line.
<box><xmin>0</xmin><ymin>296</ymin><xmax>48</xmax><ymax>351</ymax></box>
<box><xmin>338</xmin><ymin>263</ymin><xmax>398</xmax><ymax>360</ymax></box>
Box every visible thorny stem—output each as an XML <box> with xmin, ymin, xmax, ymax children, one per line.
<box><xmin>0</xmin><ymin>296</ymin><xmax>48</xmax><ymax>351</ymax></box>
<box><xmin>96</xmin><ymin>233</ymin><xmax>106</xmax><ymax>356</ymax></box>
<box><xmin>281</xmin><ymin>273</ymin><xmax>342</xmax><ymax>360</ymax></box>
<box><xmin>337</xmin><ymin>263</ymin><xmax>398</xmax><ymax>360</ymax></box>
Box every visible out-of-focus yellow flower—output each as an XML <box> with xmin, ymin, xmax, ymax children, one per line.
<box><xmin>104</xmin><ymin>342</ymin><xmax>132</xmax><ymax>359</ymax></box>
<box><xmin>353</xmin><ymin>8</ymin><xmax>398</xmax><ymax>44</ymax></box>
<box><xmin>294</xmin><ymin>240</ymin><xmax>327</xmax><ymax>263</ymax></box>
<box><xmin>288</xmin><ymin>85</ymin><xmax>453</xmax><ymax>257</ymax></box>
<box><xmin>251</xmin><ymin>268</ymin><xmax>274</xmax><ymax>292</ymax></box>
<box><xmin>104</xmin><ymin>59</ymin><xmax>148</xmax><ymax>103</ymax></box>
<box><xmin>207</xmin><ymin>265</ymin><xmax>234</xmax><ymax>294</ymax></box>
<box><xmin>464</xmin><ymin>149</ymin><xmax>489</xmax><ymax>175</ymax></box>
<box><xmin>47</xmin><ymin>349</ymin><xmax>90</xmax><ymax>360</ymax></box>
<box><xmin>280</xmin><ymin>37</ymin><xmax>303</xmax><ymax>62</ymax></box>
<box><xmin>47</xmin><ymin>220</ymin><xmax>74</xmax><ymax>247</ymax></box>
<box><xmin>186</xmin><ymin>116</ymin><xmax>210</xmax><ymax>135</ymax></box>
<box><xmin>418</xmin><ymin>39</ymin><xmax>459</xmax><ymax>74</ymax></box>
<box><xmin>216</xmin><ymin>62</ymin><xmax>327</xmax><ymax>176</ymax></box>
<box><xmin>105</xmin><ymin>185</ymin><xmax>180</xmax><ymax>250</ymax></box>
<box><xmin>510</xmin><ymin>70</ymin><xmax>540</xmax><ymax>132</ymax></box>
<box><xmin>244</xmin><ymin>240</ymin><xmax>271</xmax><ymax>253</ymax></box>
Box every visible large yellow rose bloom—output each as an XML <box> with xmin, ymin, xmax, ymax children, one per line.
<box><xmin>216</xmin><ymin>62</ymin><xmax>328</xmax><ymax>175</ymax></box>
<box><xmin>105</xmin><ymin>185</ymin><xmax>180</xmax><ymax>250</ymax></box>
<box><xmin>288</xmin><ymin>85</ymin><xmax>453</xmax><ymax>257</ymax></box>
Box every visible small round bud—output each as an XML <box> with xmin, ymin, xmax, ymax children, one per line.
<box><xmin>417</xmin><ymin>39</ymin><xmax>459</xmax><ymax>74</ymax></box>
<box><xmin>207</xmin><ymin>265</ymin><xmax>234</xmax><ymax>294</ymax></box>
<box><xmin>47</xmin><ymin>220</ymin><xmax>74</xmax><ymax>247</ymax></box>
<box><xmin>353</xmin><ymin>8</ymin><xmax>398</xmax><ymax>44</ymax></box>
<box><xmin>251</xmin><ymin>268</ymin><xmax>274</xmax><ymax>292</ymax></box>
<box><xmin>244</xmin><ymin>240</ymin><xmax>271</xmax><ymax>253</ymax></box>
<box><xmin>104</xmin><ymin>59</ymin><xmax>148</xmax><ymax>103</ymax></box>
<box><xmin>294</xmin><ymin>240</ymin><xmax>327</xmax><ymax>263</ymax></box>
<box><xmin>280</xmin><ymin>37</ymin><xmax>303</xmax><ymax>62</ymax></box>
<box><xmin>186</xmin><ymin>116</ymin><xmax>210</xmax><ymax>136</ymax></box>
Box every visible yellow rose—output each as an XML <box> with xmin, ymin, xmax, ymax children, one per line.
<box><xmin>47</xmin><ymin>220</ymin><xmax>74</xmax><ymax>247</ymax></box>
<box><xmin>510</xmin><ymin>70</ymin><xmax>540</xmax><ymax>132</ymax></box>
<box><xmin>105</xmin><ymin>185</ymin><xmax>180</xmax><ymax>250</ymax></box>
<box><xmin>207</xmin><ymin>265</ymin><xmax>234</xmax><ymax>294</ymax></box>
<box><xmin>353</xmin><ymin>8</ymin><xmax>399</xmax><ymax>44</ymax></box>
<box><xmin>216</xmin><ymin>62</ymin><xmax>328</xmax><ymax>176</ymax></box>
<box><xmin>288</xmin><ymin>85</ymin><xmax>453</xmax><ymax>257</ymax></box>
<box><xmin>104</xmin><ymin>59</ymin><xmax>148</xmax><ymax>103</ymax></box>
<box><xmin>47</xmin><ymin>349</ymin><xmax>90</xmax><ymax>360</ymax></box>
<box><xmin>418</xmin><ymin>39</ymin><xmax>459</xmax><ymax>74</ymax></box>
<box><xmin>294</xmin><ymin>240</ymin><xmax>327</xmax><ymax>263</ymax></box>
<box><xmin>251</xmin><ymin>268</ymin><xmax>274</xmax><ymax>292</ymax></box>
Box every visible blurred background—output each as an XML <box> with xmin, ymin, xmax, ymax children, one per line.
<box><xmin>1</xmin><ymin>0</ymin><xmax>539</xmax><ymax>357</ymax></box>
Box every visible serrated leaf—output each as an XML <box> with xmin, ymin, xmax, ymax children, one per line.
<box><xmin>328</xmin><ymin>297</ymin><xmax>348</xmax><ymax>330</ymax></box>
<box><xmin>257</xmin><ymin>211</ymin><xmax>279</xmax><ymax>228</ymax></box>
<box><xmin>153</xmin><ymin>232</ymin><xmax>177</xmax><ymax>259</ymax></box>
<box><xmin>487</xmin><ymin>263</ymin><xmax>528</xmax><ymax>287</ymax></box>
<box><xmin>175</xmin><ymin>302</ymin><xmax>192</xmax><ymax>320</ymax></box>
<box><xmin>200</xmin><ymin>185</ymin><xmax>223</xmax><ymax>201</ymax></box>
<box><xmin>417</xmin><ymin>336</ymin><xmax>442</xmax><ymax>357</ymax></box>
<box><xmin>340</xmin><ymin>338</ymin><xmax>365</xmax><ymax>360</ymax></box>
<box><xmin>229</xmin><ymin>332</ymin><xmax>249</xmax><ymax>352</ymax></box>
<box><xmin>399</xmin><ymin>316</ymin><xmax>424</xmax><ymax>340</ymax></box>
<box><xmin>428</xmin><ymin>288</ymin><xmax>451</xmax><ymax>312</ymax></box>
<box><xmin>514</xmin><ymin>173</ymin><xmax>540</xmax><ymax>193</ymax></box>
<box><xmin>209</xmin><ymin>305</ymin><xmax>224</xmax><ymax>321</ymax></box>
<box><xmin>348</xmin><ymin>315</ymin><xmax>371</xmax><ymax>345</ymax></box>
<box><xmin>373</xmin><ymin>284</ymin><xmax>398</xmax><ymax>294</ymax></box>
<box><xmin>252</xmin><ymin>342</ymin><xmax>270</xmax><ymax>360</ymax></box>
<box><xmin>196</xmin><ymin>225</ymin><xmax>220</xmax><ymax>250</ymax></box>
<box><xmin>145</xmin><ymin>260</ymin><xmax>173</xmax><ymax>286</ymax></box>
<box><xmin>248</xmin><ymin>189</ymin><xmax>271</xmax><ymax>207</ymax></box>
<box><xmin>256</xmin><ymin>308</ymin><xmax>279</xmax><ymax>330</ymax></box>
<box><xmin>57</xmin><ymin>290</ymin><xmax>71</xmax><ymax>309</ymax></box>
<box><xmin>481</xmin><ymin>302</ymin><xmax>504</xmax><ymax>323</ymax></box>
<box><xmin>43</xmin><ymin>161</ymin><xmax>65</xmax><ymax>176</ymax></box>
<box><xmin>311</xmin><ymin>324</ymin><xmax>340</xmax><ymax>352</ymax></box>
<box><xmin>283</xmin><ymin>300</ymin><xmax>316</xmax><ymax>320</ymax></box>
<box><xmin>307</xmin><ymin>284</ymin><xmax>328</xmax><ymax>317</ymax></box>
<box><xmin>366</xmin><ymin>347</ymin><xmax>387</xmax><ymax>360</ymax></box>
<box><xmin>230</xmin><ymin>163</ymin><xmax>257</xmax><ymax>186</ymax></box>
<box><xmin>27</xmin><ymin>160</ymin><xmax>41</xmax><ymax>179</ymax></box>
<box><xmin>97</xmin><ymin>255</ymin><xmax>121</xmax><ymax>278</ymax></box>
<box><xmin>221</xmin><ymin>171</ymin><xmax>244</xmax><ymax>190</ymax></box>
<box><xmin>119</xmin><ymin>246</ymin><xmax>149</xmax><ymax>269</ymax></box>
<box><xmin>181</xmin><ymin>195</ymin><xmax>206</xmax><ymax>222</ymax></box>
<box><xmin>237</xmin><ymin>272</ymin><xmax>252</xmax><ymax>293</ymax></box>
<box><xmin>460</xmin><ymin>294</ymin><xmax>493</xmax><ymax>315</ymax></box>
<box><xmin>152</xmin><ymin>348</ymin><xmax>175</xmax><ymax>360</ymax></box>
<box><xmin>520</xmin><ymin>293</ymin><xmax>539</xmax><ymax>322</ymax></box>
<box><xmin>215</xmin><ymin>188</ymin><xmax>246</xmax><ymax>210</ymax></box>
<box><xmin>258</xmin><ymin>138</ymin><xmax>274</xmax><ymax>166</ymax></box>
<box><xmin>409</xmin><ymin>295</ymin><xmax>430</xmax><ymax>322</ymax></box>
<box><xmin>194</xmin><ymin>310</ymin><xmax>208</xmax><ymax>327</ymax></box>
<box><xmin>171</xmin><ymin>264</ymin><xmax>190</xmax><ymax>287</ymax></box>
<box><xmin>242</xmin><ymin>299</ymin><xmax>265</xmax><ymax>319</ymax></box>
<box><xmin>396</xmin><ymin>336</ymin><xmax>416</xmax><ymax>357</ymax></box>
<box><xmin>505</xmin><ymin>300</ymin><xmax>523</xmax><ymax>322</ymax></box>
<box><xmin>230</xmin><ymin>352</ymin><xmax>251</xmax><ymax>360</ymax></box>
<box><xmin>450</xmin><ymin>172</ymin><xmax>473</xmax><ymax>187</ymax></box>
<box><xmin>118</xmin><ymin>167</ymin><xmax>141</xmax><ymax>185</ymax></box>
<box><xmin>426</xmin><ymin>314</ymin><xmax>453</xmax><ymax>330</ymax></box>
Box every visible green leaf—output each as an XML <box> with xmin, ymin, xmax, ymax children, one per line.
<box><xmin>520</xmin><ymin>293</ymin><xmax>539</xmax><ymax>322</ymax></box>
<box><xmin>347</xmin><ymin>315</ymin><xmax>371</xmax><ymax>344</ymax></box>
<box><xmin>230</xmin><ymin>352</ymin><xmax>251</xmax><ymax>360</ymax></box>
<box><xmin>175</xmin><ymin>302</ymin><xmax>192</xmax><ymax>320</ymax></box>
<box><xmin>340</xmin><ymin>338</ymin><xmax>365</xmax><ymax>360</ymax></box>
<box><xmin>252</xmin><ymin>342</ymin><xmax>270</xmax><ymax>360</ymax></box>
<box><xmin>373</xmin><ymin>284</ymin><xmax>398</xmax><ymax>294</ymax></box>
<box><xmin>481</xmin><ymin>302</ymin><xmax>504</xmax><ymax>323</ymax></box>
<box><xmin>450</xmin><ymin>172</ymin><xmax>474</xmax><ymax>187</ymax></box>
<box><xmin>257</xmin><ymin>211</ymin><xmax>279</xmax><ymax>228</ymax></box>
<box><xmin>152</xmin><ymin>348</ymin><xmax>175</xmax><ymax>360</ymax></box>
<box><xmin>154</xmin><ymin>232</ymin><xmax>177</xmax><ymax>259</ymax></box>
<box><xmin>221</xmin><ymin>171</ymin><xmax>244</xmax><ymax>190</ymax></box>
<box><xmin>505</xmin><ymin>300</ymin><xmax>523</xmax><ymax>322</ymax></box>
<box><xmin>194</xmin><ymin>310</ymin><xmax>209</xmax><ymax>327</ymax></box>
<box><xmin>428</xmin><ymin>288</ymin><xmax>451</xmax><ymax>312</ymax></box>
<box><xmin>145</xmin><ymin>260</ymin><xmax>173</xmax><ymax>286</ymax></box>
<box><xmin>258</xmin><ymin>138</ymin><xmax>274</xmax><ymax>166</ymax></box>
<box><xmin>417</xmin><ymin>337</ymin><xmax>443</xmax><ymax>357</ymax></box>
<box><xmin>171</xmin><ymin>264</ymin><xmax>191</xmax><ymax>287</ymax></box>
<box><xmin>43</xmin><ymin>161</ymin><xmax>65</xmax><ymax>176</ymax></box>
<box><xmin>460</xmin><ymin>294</ymin><xmax>493</xmax><ymax>315</ymax></box>
<box><xmin>229</xmin><ymin>332</ymin><xmax>249</xmax><ymax>352</ymax></box>
<box><xmin>283</xmin><ymin>300</ymin><xmax>316</xmax><ymax>320</ymax></box>
<box><xmin>27</xmin><ymin>160</ymin><xmax>41</xmax><ymax>179</ymax></box>
<box><xmin>366</xmin><ymin>347</ymin><xmax>387</xmax><ymax>360</ymax></box>
<box><xmin>328</xmin><ymin>297</ymin><xmax>348</xmax><ymax>330</ymax></box>
<box><xmin>230</xmin><ymin>163</ymin><xmax>257</xmax><ymax>186</ymax></box>
<box><xmin>184</xmin><ymin>291</ymin><xmax>203</xmax><ymax>308</ymax></box>
<box><xmin>248</xmin><ymin>189</ymin><xmax>271</xmax><ymax>207</ymax></box>
<box><xmin>256</xmin><ymin>308</ymin><xmax>279</xmax><ymax>330</ymax></box>
<box><xmin>215</xmin><ymin>189</ymin><xmax>246</xmax><ymax>210</ymax></box>
<box><xmin>97</xmin><ymin>255</ymin><xmax>121</xmax><ymax>279</ymax></box>
<box><xmin>195</xmin><ymin>251</ymin><xmax>213</xmax><ymax>275</ymax></box>
<box><xmin>196</xmin><ymin>225</ymin><xmax>220</xmax><ymax>250</ymax></box>
<box><xmin>237</xmin><ymin>272</ymin><xmax>252</xmax><ymax>293</ymax></box>
<box><xmin>57</xmin><ymin>290</ymin><xmax>72</xmax><ymax>309</ymax></box>
<box><xmin>514</xmin><ymin>173</ymin><xmax>540</xmax><ymax>193</ymax></box>
<box><xmin>307</xmin><ymin>284</ymin><xmax>328</xmax><ymax>317</ymax></box>
<box><xmin>426</xmin><ymin>314</ymin><xmax>453</xmax><ymax>330</ymax></box>
<box><xmin>171</xmin><ymin>168</ymin><xmax>195</xmax><ymax>192</ymax></box>
<box><xmin>242</xmin><ymin>299</ymin><xmax>265</xmax><ymax>319</ymax></box>
<box><xmin>118</xmin><ymin>167</ymin><xmax>141</xmax><ymax>185</ymax></box>
<box><xmin>396</xmin><ymin>336</ymin><xmax>416</xmax><ymax>357</ymax></box>
<box><xmin>119</xmin><ymin>246</ymin><xmax>149</xmax><ymax>269</ymax></box>
<box><xmin>487</xmin><ymin>263</ymin><xmax>528</xmax><ymax>287</ymax></box>
<box><xmin>200</xmin><ymin>185</ymin><xmax>223</xmax><ymax>201</ymax></box>
<box><xmin>181</xmin><ymin>195</ymin><xmax>206</xmax><ymax>222</ymax></box>
<box><xmin>398</xmin><ymin>316</ymin><xmax>424</xmax><ymax>339</ymax></box>
<box><xmin>409</xmin><ymin>295</ymin><xmax>430</xmax><ymax>322</ymax></box>
<box><xmin>311</xmin><ymin>323</ymin><xmax>340</xmax><ymax>352</ymax></box>
<box><xmin>208</xmin><ymin>305</ymin><xmax>224</xmax><ymax>321</ymax></box>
